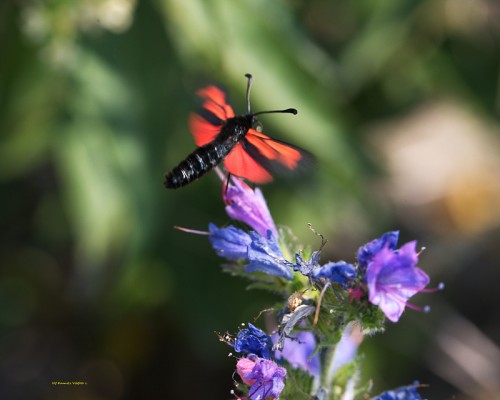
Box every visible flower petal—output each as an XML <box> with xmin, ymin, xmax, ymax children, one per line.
<box><xmin>313</xmin><ymin>261</ymin><xmax>357</xmax><ymax>286</ymax></box>
<box><xmin>224</xmin><ymin>177</ymin><xmax>278</xmax><ymax>238</ymax></box>
<box><xmin>246</xmin><ymin>231</ymin><xmax>293</xmax><ymax>280</ymax></box>
<box><xmin>358</xmin><ymin>231</ymin><xmax>399</xmax><ymax>272</ymax></box>
<box><xmin>209</xmin><ymin>224</ymin><xmax>252</xmax><ymax>259</ymax></box>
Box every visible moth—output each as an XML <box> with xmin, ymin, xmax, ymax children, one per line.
<box><xmin>164</xmin><ymin>74</ymin><xmax>312</xmax><ymax>189</ymax></box>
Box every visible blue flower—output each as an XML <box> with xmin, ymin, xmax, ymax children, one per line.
<box><xmin>312</xmin><ymin>261</ymin><xmax>357</xmax><ymax>287</ymax></box>
<box><xmin>366</xmin><ymin>241</ymin><xmax>430</xmax><ymax>322</ymax></box>
<box><xmin>209</xmin><ymin>223</ymin><xmax>252</xmax><ymax>259</ymax></box>
<box><xmin>372</xmin><ymin>381</ymin><xmax>422</xmax><ymax>400</ymax></box>
<box><xmin>236</xmin><ymin>354</ymin><xmax>287</xmax><ymax>400</ymax></box>
<box><xmin>246</xmin><ymin>231</ymin><xmax>294</xmax><ymax>280</ymax></box>
<box><xmin>234</xmin><ymin>323</ymin><xmax>274</xmax><ymax>360</ymax></box>
<box><xmin>358</xmin><ymin>231</ymin><xmax>399</xmax><ymax>273</ymax></box>
<box><xmin>224</xmin><ymin>177</ymin><xmax>278</xmax><ymax>238</ymax></box>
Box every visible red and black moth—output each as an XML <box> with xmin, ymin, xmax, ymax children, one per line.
<box><xmin>164</xmin><ymin>74</ymin><xmax>313</xmax><ymax>189</ymax></box>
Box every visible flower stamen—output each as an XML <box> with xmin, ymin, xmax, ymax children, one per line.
<box><xmin>174</xmin><ymin>226</ymin><xmax>210</xmax><ymax>235</ymax></box>
<box><xmin>420</xmin><ymin>282</ymin><xmax>445</xmax><ymax>293</ymax></box>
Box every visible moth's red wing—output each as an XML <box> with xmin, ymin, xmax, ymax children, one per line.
<box><xmin>196</xmin><ymin>86</ymin><xmax>235</xmax><ymax>120</ymax></box>
<box><xmin>224</xmin><ymin>129</ymin><xmax>313</xmax><ymax>184</ymax></box>
<box><xmin>188</xmin><ymin>114</ymin><xmax>221</xmax><ymax>147</ymax></box>
<box><xmin>224</xmin><ymin>143</ymin><xmax>274</xmax><ymax>183</ymax></box>
<box><xmin>244</xmin><ymin>129</ymin><xmax>303</xmax><ymax>169</ymax></box>
<box><xmin>188</xmin><ymin>86</ymin><xmax>235</xmax><ymax>147</ymax></box>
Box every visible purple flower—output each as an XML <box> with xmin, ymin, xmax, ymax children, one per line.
<box><xmin>366</xmin><ymin>241</ymin><xmax>430</xmax><ymax>322</ymax></box>
<box><xmin>224</xmin><ymin>177</ymin><xmax>278</xmax><ymax>238</ymax></box>
<box><xmin>312</xmin><ymin>261</ymin><xmax>357</xmax><ymax>287</ymax></box>
<box><xmin>246</xmin><ymin>231</ymin><xmax>293</xmax><ymax>280</ymax></box>
<box><xmin>372</xmin><ymin>381</ymin><xmax>422</xmax><ymax>400</ymax></box>
<box><xmin>234</xmin><ymin>324</ymin><xmax>274</xmax><ymax>360</ymax></box>
<box><xmin>209</xmin><ymin>223</ymin><xmax>252</xmax><ymax>259</ymax></box>
<box><xmin>237</xmin><ymin>354</ymin><xmax>287</xmax><ymax>400</ymax></box>
<box><xmin>274</xmin><ymin>330</ymin><xmax>320</xmax><ymax>377</ymax></box>
<box><xmin>358</xmin><ymin>231</ymin><xmax>399</xmax><ymax>273</ymax></box>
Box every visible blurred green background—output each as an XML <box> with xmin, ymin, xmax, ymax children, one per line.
<box><xmin>1</xmin><ymin>0</ymin><xmax>500</xmax><ymax>399</ymax></box>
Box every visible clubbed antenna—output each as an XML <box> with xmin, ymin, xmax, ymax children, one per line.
<box><xmin>254</xmin><ymin>108</ymin><xmax>298</xmax><ymax>116</ymax></box>
<box><xmin>245</xmin><ymin>73</ymin><xmax>253</xmax><ymax>114</ymax></box>
<box><xmin>244</xmin><ymin>73</ymin><xmax>298</xmax><ymax>117</ymax></box>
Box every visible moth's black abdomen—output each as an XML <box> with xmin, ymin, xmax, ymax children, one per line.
<box><xmin>164</xmin><ymin>142</ymin><xmax>229</xmax><ymax>189</ymax></box>
<box><xmin>164</xmin><ymin>115</ymin><xmax>252</xmax><ymax>189</ymax></box>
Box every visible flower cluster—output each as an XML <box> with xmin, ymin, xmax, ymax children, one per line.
<box><xmin>235</xmin><ymin>354</ymin><xmax>286</xmax><ymax>400</ymax></box>
<box><xmin>227</xmin><ymin>322</ymin><xmax>319</xmax><ymax>400</ymax></box>
<box><xmin>188</xmin><ymin>176</ymin><xmax>442</xmax><ymax>399</ymax></box>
